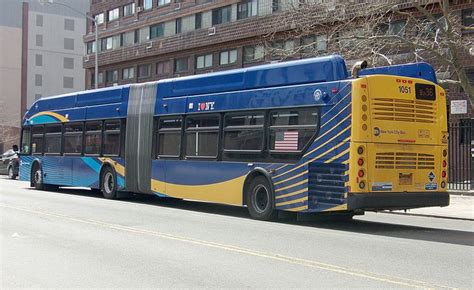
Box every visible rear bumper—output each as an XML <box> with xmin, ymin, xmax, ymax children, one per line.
<box><xmin>347</xmin><ymin>191</ymin><xmax>449</xmax><ymax>211</ymax></box>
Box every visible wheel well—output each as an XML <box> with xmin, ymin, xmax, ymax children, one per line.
<box><xmin>242</xmin><ymin>170</ymin><xmax>273</xmax><ymax>206</ymax></box>
<box><xmin>99</xmin><ymin>163</ymin><xmax>114</xmax><ymax>190</ymax></box>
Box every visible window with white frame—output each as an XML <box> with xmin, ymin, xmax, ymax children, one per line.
<box><xmin>237</xmin><ymin>0</ymin><xmax>257</xmax><ymax>20</ymax></box>
<box><xmin>108</xmin><ymin>8</ymin><xmax>119</xmax><ymax>22</ymax></box>
<box><xmin>196</xmin><ymin>54</ymin><xmax>213</xmax><ymax>69</ymax></box>
<box><xmin>158</xmin><ymin>0</ymin><xmax>171</xmax><ymax>6</ymax></box>
<box><xmin>243</xmin><ymin>45</ymin><xmax>264</xmax><ymax>63</ymax></box>
<box><xmin>95</xmin><ymin>13</ymin><xmax>104</xmax><ymax>24</ymax></box>
<box><xmin>123</xmin><ymin>3</ymin><xmax>135</xmax><ymax>17</ymax></box>
<box><xmin>220</xmin><ymin>49</ymin><xmax>237</xmax><ymax>65</ymax></box>
<box><xmin>144</xmin><ymin>0</ymin><xmax>153</xmax><ymax>10</ymax></box>
<box><xmin>122</xmin><ymin>67</ymin><xmax>135</xmax><ymax>80</ymax></box>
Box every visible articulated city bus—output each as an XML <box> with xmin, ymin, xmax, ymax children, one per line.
<box><xmin>19</xmin><ymin>55</ymin><xmax>449</xmax><ymax>220</ymax></box>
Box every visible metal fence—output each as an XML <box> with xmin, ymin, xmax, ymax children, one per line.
<box><xmin>448</xmin><ymin>119</ymin><xmax>473</xmax><ymax>191</ymax></box>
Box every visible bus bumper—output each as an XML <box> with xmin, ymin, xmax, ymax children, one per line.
<box><xmin>347</xmin><ymin>191</ymin><xmax>449</xmax><ymax>211</ymax></box>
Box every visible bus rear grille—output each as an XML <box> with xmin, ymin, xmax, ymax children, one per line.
<box><xmin>375</xmin><ymin>152</ymin><xmax>435</xmax><ymax>169</ymax></box>
<box><xmin>371</xmin><ymin>98</ymin><xmax>436</xmax><ymax>123</ymax></box>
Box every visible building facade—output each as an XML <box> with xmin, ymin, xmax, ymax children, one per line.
<box><xmin>0</xmin><ymin>0</ymin><xmax>88</xmax><ymax>152</ymax></box>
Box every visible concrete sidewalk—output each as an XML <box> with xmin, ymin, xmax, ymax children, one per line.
<box><xmin>389</xmin><ymin>194</ymin><xmax>474</xmax><ymax>221</ymax></box>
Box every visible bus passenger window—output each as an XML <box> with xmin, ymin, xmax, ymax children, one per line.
<box><xmin>85</xmin><ymin>121</ymin><xmax>102</xmax><ymax>155</ymax></box>
<box><xmin>44</xmin><ymin>124</ymin><xmax>62</xmax><ymax>154</ymax></box>
<box><xmin>21</xmin><ymin>127</ymin><xmax>31</xmax><ymax>154</ymax></box>
<box><xmin>269</xmin><ymin>107</ymin><xmax>320</xmax><ymax>153</ymax></box>
<box><xmin>103</xmin><ymin>120</ymin><xmax>121</xmax><ymax>156</ymax></box>
<box><xmin>223</xmin><ymin>112</ymin><xmax>264</xmax><ymax>152</ymax></box>
<box><xmin>64</xmin><ymin>123</ymin><xmax>83</xmax><ymax>154</ymax></box>
<box><xmin>185</xmin><ymin>115</ymin><xmax>219</xmax><ymax>158</ymax></box>
<box><xmin>31</xmin><ymin>126</ymin><xmax>43</xmax><ymax>154</ymax></box>
<box><xmin>157</xmin><ymin>117</ymin><xmax>182</xmax><ymax>157</ymax></box>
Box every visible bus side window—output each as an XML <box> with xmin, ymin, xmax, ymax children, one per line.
<box><xmin>31</xmin><ymin>126</ymin><xmax>44</xmax><ymax>155</ymax></box>
<box><xmin>185</xmin><ymin>115</ymin><xmax>220</xmax><ymax>159</ymax></box>
<box><xmin>84</xmin><ymin>121</ymin><xmax>102</xmax><ymax>155</ymax></box>
<box><xmin>157</xmin><ymin>116</ymin><xmax>182</xmax><ymax>158</ymax></box>
<box><xmin>269</xmin><ymin>107</ymin><xmax>320</xmax><ymax>154</ymax></box>
<box><xmin>223</xmin><ymin>112</ymin><xmax>264</xmax><ymax>155</ymax></box>
<box><xmin>44</xmin><ymin>124</ymin><xmax>62</xmax><ymax>155</ymax></box>
<box><xmin>103</xmin><ymin>120</ymin><xmax>121</xmax><ymax>156</ymax></box>
<box><xmin>64</xmin><ymin>123</ymin><xmax>83</xmax><ymax>155</ymax></box>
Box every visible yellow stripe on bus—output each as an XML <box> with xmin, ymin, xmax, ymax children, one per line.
<box><xmin>273</xmin><ymin>170</ymin><xmax>308</xmax><ymax>185</ymax></box>
<box><xmin>276</xmin><ymin>188</ymin><xmax>307</xmax><ymax>200</ymax></box>
<box><xmin>275</xmin><ymin>179</ymin><xmax>307</xmax><ymax>192</ymax></box>
<box><xmin>276</xmin><ymin>196</ymin><xmax>307</xmax><ymax>207</ymax></box>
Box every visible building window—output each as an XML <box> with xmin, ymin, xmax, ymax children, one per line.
<box><xmin>123</xmin><ymin>3</ymin><xmax>135</xmax><ymax>17</ymax></box>
<box><xmin>223</xmin><ymin>112</ymin><xmax>264</xmax><ymax>152</ymax></box>
<box><xmin>64</xmin><ymin>18</ymin><xmax>75</xmax><ymax>31</ymax></box>
<box><xmin>301</xmin><ymin>35</ymin><xmax>327</xmax><ymax>54</ymax></box>
<box><xmin>185</xmin><ymin>115</ymin><xmax>220</xmax><ymax>158</ymax></box>
<box><xmin>156</xmin><ymin>61</ymin><xmax>170</xmax><ymax>75</ymax></box>
<box><xmin>150</xmin><ymin>23</ymin><xmax>164</xmax><ymax>39</ymax></box>
<box><xmin>106</xmin><ymin>70</ymin><xmax>118</xmax><ymax>83</ymax></box>
<box><xmin>101</xmin><ymin>35</ymin><xmax>120</xmax><ymax>51</ymax></box>
<box><xmin>143</xmin><ymin>0</ymin><xmax>153</xmax><ymax>10</ymax></box>
<box><xmin>196</xmin><ymin>54</ymin><xmax>213</xmax><ymax>69</ymax></box>
<box><xmin>174</xmin><ymin>57</ymin><xmax>188</xmax><ymax>73</ymax></box>
<box><xmin>138</xmin><ymin>27</ymin><xmax>150</xmax><ymax>43</ymax></box>
<box><xmin>195</xmin><ymin>12</ymin><xmax>202</xmax><ymax>29</ymax></box>
<box><xmin>389</xmin><ymin>20</ymin><xmax>406</xmax><ymax>36</ymax></box>
<box><xmin>85</xmin><ymin>121</ymin><xmax>102</xmax><ymax>155</ymax></box>
<box><xmin>158</xmin><ymin>0</ymin><xmax>171</xmax><ymax>6</ymax></box>
<box><xmin>462</xmin><ymin>9</ymin><xmax>473</xmax><ymax>27</ymax></box>
<box><xmin>237</xmin><ymin>0</ymin><xmax>257</xmax><ymax>20</ymax></box>
<box><xmin>35</xmin><ymin>74</ymin><xmax>42</xmax><ymax>86</ymax></box>
<box><xmin>175</xmin><ymin>18</ymin><xmax>182</xmax><ymax>34</ymax></box>
<box><xmin>270</xmin><ymin>40</ymin><xmax>294</xmax><ymax>59</ymax></box>
<box><xmin>108</xmin><ymin>8</ymin><xmax>119</xmax><ymax>22</ymax></box>
<box><xmin>63</xmin><ymin>77</ymin><xmax>74</xmax><ymax>89</ymax></box>
<box><xmin>87</xmin><ymin>41</ymin><xmax>96</xmax><ymax>54</ymax></box>
<box><xmin>212</xmin><ymin>5</ymin><xmax>232</xmax><ymax>25</ymax></box>
<box><xmin>44</xmin><ymin>124</ymin><xmax>62</xmax><ymax>155</ymax></box>
<box><xmin>243</xmin><ymin>45</ymin><xmax>264</xmax><ymax>63</ymax></box>
<box><xmin>64</xmin><ymin>38</ymin><xmax>74</xmax><ymax>50</ymax></box>
<box><xmin>157</xmin><ymin>117</ymin><xmax>182</xmax><ymax>157</ymax></box>
<box><xmin>63</xmin><ymin>123</ymin><xmax>83</xmax><ymax>154</ymax></box>
<box><xmin>122</xmin><ymin>67</ymin><xmax>135</xmax><ymax>80</ymax></box>
<box><xmin>269</xmin><ymin>107</ymin><xmax>320</xmax><ymax>152</ymax></box>
<box><xmin>36</xmin><ymin>34</ymin><xmax>43</xmax><ymax>47</ymax></box>
<box><xmin>138</xmin><ymin>64</ymin><xmax>151</xmax><ymax>78</ymax></box>
<box><xmin>219</xmin><ymin>49</ymin><xmax>237</xmax><ymax>65</ymax></box>
<box><xmin>36</xmin><ymin>14</ymin><xmax>43</xmax><ymax>27</ymax></box>
<box><xmin>103</xmin><ymin>120</ymin><xmax>121</xmax><ymax>156</ymax></box>
<box><xmin>95</xmin><ymin>13</ymin><xmax>104</xmax><ymax>24</ymax></box>
<box><xmin>63</xmin><ymin>57</ymin><xmax>74</xmax><ymax>69</ymax></box>
<box><xmin>272</xmin><ymin>0</ymin><xmax>280</xmax><ymax>12</ymax></box>
<box><xmin>35</xmin><ymin>54</ymin><xmax>43</xmax><ymax>67</ymax></box>
<box><xmin>121</xmin><ymin>31</ymin><xmax>136</xmax><ymax>46</ymax></box>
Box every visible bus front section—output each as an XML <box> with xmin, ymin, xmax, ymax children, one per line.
<box><xmin>347</xmin><ymin>75</ymin><xmax>449</xmax><ymax>211</ymax></box>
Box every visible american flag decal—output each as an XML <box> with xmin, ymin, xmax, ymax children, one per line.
<box><xmin>275</xmin><ymin>131</ymin><xmax>299</xmax><ymax>151</ymax></box>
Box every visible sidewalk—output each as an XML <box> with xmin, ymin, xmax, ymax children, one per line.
<box><xmin>388</xmin><ymin>194</ymin><xmax>474</xmax><ymax>221</ymax></box>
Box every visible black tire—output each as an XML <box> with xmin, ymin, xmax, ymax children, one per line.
<box><xmin>246</xmin><ymin>176</ymin><xmax>276</xmax><ymax>221</ymax></box>
<box><xmin>31</xmin><ymin>163</ymin><xmax>44</xmax><ymax>190</ymax></box>
<box><xmin>101</xmin><ymin>167</ymin><xmax>118</xmax><ymax>199</ymax></box>
<box><xmin>8</xmin><ymin>166</ymin><xmax>17</xmax><ymax>180</ymax></box>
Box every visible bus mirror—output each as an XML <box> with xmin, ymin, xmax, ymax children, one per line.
<box><xmin>351</xmin><ymin>60</ymin><xmax>368</xmax><ymax>78</ymax></box>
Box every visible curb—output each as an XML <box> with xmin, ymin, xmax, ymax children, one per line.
<box><xmin>383</xmin><ymin>211</ymin><xmax>474</xmax><ymax>221</ymax></box>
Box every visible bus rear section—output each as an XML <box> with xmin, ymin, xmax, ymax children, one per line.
<box><xmin>347</xmin><ymin>75</ymin><xmax>449</xmax><ymax>211</ymax></box>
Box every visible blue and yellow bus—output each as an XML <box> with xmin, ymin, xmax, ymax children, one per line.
<box><xmin>19</xmin><ymin>55</ymin><xmax>449</xmax><ymax>220</ymax></box>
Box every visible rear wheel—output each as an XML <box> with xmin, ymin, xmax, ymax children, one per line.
<box><xmin>31</xmin><ymin>164</ymin><xmax>44</xmax><ymax>190</ymax></box>
<box><xmin>8</xmin><ymin>166</ymin><xmax>17</xmax><ymax>180</ymax></box>
<box><xmin>246</xmin><ymin>176</ymin><xmax>276</xmax><ymax>221</ymax></box>
<box><xmin>101</xmin><ymin>167</ymin><xmax>118</xmax><ymax>199</ymax></box>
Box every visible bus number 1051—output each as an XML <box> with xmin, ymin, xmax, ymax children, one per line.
<box><xmin>399</xmin><ymin>86</ymin><xmax>411</xmax><ymax>94</ymax></box>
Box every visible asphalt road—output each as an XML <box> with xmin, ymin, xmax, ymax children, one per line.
<box><xmin>1</xmin><ymin>176</ymin><xmax>473</xmax><ymax>288</ymax></box>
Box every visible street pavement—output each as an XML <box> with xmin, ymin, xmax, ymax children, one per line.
<box><xmin>1</xmin><ymin>176</ymin><xmax>473</xmax><ymax>288</ymax></box>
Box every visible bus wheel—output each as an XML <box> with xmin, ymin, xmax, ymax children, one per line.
<box><xmin>8</xmin><ymin>166</ymin><xmax>17</xmax><ymax>180</ymax></box>
<box><xmin>31</xmin><ymin>164</ymin><xmax>44</xmax><ymax>190</ymax></box>
<box><xmin>101</xmin><ymin>167</ymin><xmax>117</xmax><ymax>199</ymax></box>
<box><xmin>246</xmin><ymin>176</ymin><xmax>276</xmax><ymax>221</ymax></box>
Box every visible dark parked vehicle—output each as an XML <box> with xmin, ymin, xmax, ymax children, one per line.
<box><xmin>0</xmin><ymin>146</ymin><xmax>19</xmax><ymax>179</ymax></box>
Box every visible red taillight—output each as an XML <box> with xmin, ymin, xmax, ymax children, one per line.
<box><xmin>442</xmin><ymin>171</ymin><xmax>447</xmax><ymax>178</ymax></box>
<box><xmin>357</xmin><ymin>158</ymin><xmax>364</xmax><ymax>166</ymax></box>
<box><xmin>358</xmin><ymin>170</ymin><xmax>365</xmax><ymax>178</ymax></box>
<box><xmin>442</xmin><ymin>160</ymin><xmax>447</xmax><ymax>168</ymax></box>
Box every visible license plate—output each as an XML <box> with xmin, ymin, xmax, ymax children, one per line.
<box><xmin>399</xmin><ymin>173</ymin><xmax>413</xmax><ymax>185</ymax></box>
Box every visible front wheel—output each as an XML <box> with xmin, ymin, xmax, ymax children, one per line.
<box><xmin>8</xmin><ymin>166</ymin><xmax>17</xmax><ymax>180</ymax></box>
<box><xmin>31</xmin><ymin>164</ymin><xmax>44</xmax><ymax>190</ymax></box>
<box><xmin>101</xmin><ymin>167</ymin><xmax>118</xmax><ymax>199</ymax></box>
<box><xmin>246</xmin><ymin>176</ymin><xmax>276</xmax><ymax>221</ymax></box>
